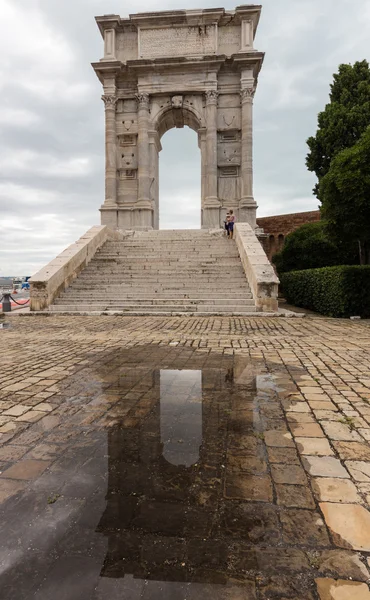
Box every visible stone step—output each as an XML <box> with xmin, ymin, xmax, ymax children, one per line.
<box><xmin>50</xmin><ymin>303</ymin><xmax>256</xmax><ymax>313</ymax></box>
<box><xmin>97</xmin><ymin>255</ymin><xmax>239</xmax><ymax>260</ymax></box>
<box><xmin>64</xmin><ymin>286</ymin><xmax>250</xmax><ymax>294</ymax></box>
<box><xmin>82</xmin><ymin>264</ymin><xmax>246</xmax><ymax>270</ymax></box>
<box><xmin>49</xmin><ymin>229</ymin><xmax>258</xmax><ymax>315</ymax></box>
<box><xmin>55</xmin><ymin>297</ymin><xmax>254</xmax><ymax>306</ymax></box>
<box><xmin>60</xmin><ymin>292</ymin><xmax>252</xmax><ymax>299</ymax></box>
<box><xmin>72</xmin><ymin>278</ymin><xmax>249</xmax><ymax>285</ymax></box>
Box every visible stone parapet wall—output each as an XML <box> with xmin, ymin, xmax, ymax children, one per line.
<box><xmin>256</xmin><ymin>210</ymin><xmax>321</xmax><ymax>260</ymax></box>
<box><xmin>30</xmin><ymin>226</ymin><xmax>123</xmax><ymax>311</ymax></box>
<box><xmin>234</xmin><ymin>223</ymin><xmax>279</xmax><ymax>312</ymax></box>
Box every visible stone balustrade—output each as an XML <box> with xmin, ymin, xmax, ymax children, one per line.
<box><xmin>30</xmin><ymin>226</ymin><xmax>123</xmax><ymax>311</ymax></box>
<box><xmin>234</xmin><ymin>222</ymin><xmax>279</xmax><ymax>312</ymax></box>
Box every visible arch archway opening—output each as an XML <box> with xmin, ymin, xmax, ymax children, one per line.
<box><xmin>159</xmin><ymin>126</ymin><xmax>201</xmax><ymax>229</ymax></box>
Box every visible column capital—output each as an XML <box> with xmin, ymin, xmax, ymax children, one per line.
<box><xmin>136</xmin><ymin>92</ymin><xmax>150</xmax><ymax>109</ymax></box>
<box><xmin>240</xmin><ymin>88</ymin><xmax>255</xmax><ymax>104</ymax></box>
<box><xmin>101</xmin><ymin>95</ymin><xmax>118</xmax><ymax>110</ymax></box>
<box><xmin>204</xmin><ymin>90</ymin><xmax>219</xmax><ymax>105</ymax></box>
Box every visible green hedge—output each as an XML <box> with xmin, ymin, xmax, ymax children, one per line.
<box><xmin>281</xmin><ymin>266</ymin><xmax>370</xmax><ymax>318</ymax></box>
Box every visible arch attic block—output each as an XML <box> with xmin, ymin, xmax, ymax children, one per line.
<box><xmin>92</xmin><ymin>6</ymin><xmax>264</xmax><ymax>230</ymax></box>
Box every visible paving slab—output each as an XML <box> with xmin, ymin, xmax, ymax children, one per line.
<box><xmin>316</xmin><ymin>578</ymin><xmax>370</xmax><ymax>600</ymax></box>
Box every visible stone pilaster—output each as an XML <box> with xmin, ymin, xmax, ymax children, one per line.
<box><xmin>240</xmin><ymin>86</ymin><xmax>257</xmax><ymax>229</ymax></box>
<box><xmin>136</xmin><ymin>92</ymin><xmax>151</xmax><ymax>207</ymax></box>
<box><xmin>204</xmin><ymin>90</ymin><xmax>220</xmax><ymax>228</ymax></box>
<box><xmin>204</xmin><ymin>90</ymin><xmax>219</xmax><ymax>206</ymax></box>
<box><xmin>102</xmin><ymin>95</ymin><xmax>118</xmax><ymax>206</ymax></box>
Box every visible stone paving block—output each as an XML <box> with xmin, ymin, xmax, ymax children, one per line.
<box><xmin>226</xmin><ymin>455</ymin><xmax>267</xmax><ymax>474</ymax></box>
<box><xmin>256</xmin><ymin>548</ymin><xmax>310</xmax><ymax>573</ymax></box>
<box><xmin>1</xmin><ymin>459</ymin><xmax>50</xmax><ymax>480</ymax></box>
<box><xmin>264</xmin><ymin>430</ymin><xmax>295</xmax><ymax>448</ymax></box>
<box><xmin>224</xmin><ymin>474</ymin><xmax>273</xmax><ymax>502</ymax></box>
<box><xmin>0</xmin><ymin>444</ymin><xmax>28</xmax><ymax>462</ymax></box>
<box><xmin>267</xmin><ymin>447</ymin><xmax>300</xmax><ymax>464</ymax></box>
<box><xmin>0</xmin><ymin>478</ymin><xmax>27</xmax><ymax>503</ymax></box>
<box><xmin>316</xmin><ymin>578</ymin><xmax>370</xmax><ymax>599</ymax></box>
<box><xmin>258</xmin><ymin>575</ymin><xmax>315</xmax><ymax>600</ymax></box>
<box><xmin>222</xmin><ymin>503</ymin><xmax>280</xmax><ymax>544</ymax></box>
<box><xmin>312</xmin><ymin>477</ymin><xmax>361</xmax><ymax>503</ymax></box>
<box><xmin>280</xmin><ymin>509</ymin><xmax>330</xmax><ymax>546</ymax></box>
<box><xmin>275</xmin><ymin>484</ymin><xmax>316</xmax><ymax>508</ymax></box>
<box><xmin>314</xmin><ymin>410</ymin><xmax>343</xmax><ymax>421</ymax></box>
<box><xmin>302</xmin><ymin>456</ymin><xmax>350</xmax><ymax>479</ymax></box>
<box><xmin>296</xmin><ymin>437</ymin><xmax>334</xmax><ymax>456</ymax></box>
<box><xmin>286</xmin><ymin>412</ymin><xmax>316</xmax><ymax>423</ymax></box>
<box><xmin>359</xmin><ymin>428</ymin><xmax>370</xmax><ymax>441</ymax></box>
<box><xmin>290</xmin><ymin>423</ymin><xmax>325</xmax><ymax>438</ymax></box>
<box><xmin>317</xmin><ymin>549</ymin><xmax>370</xmax><ymax>582</ymax></box>
<box><xmin>24</xmin><ymin>443</ymin><xmax>61</xmax><ymax>461</ymax></box>
<box><xmin>333</xmin><ymin>441</ymin><xmax>370</xmax><ymax>461</ymax></box>
<box><xmin>321</xmin><ymin>421</ymin><xmax>361</xmax><ymax>442</ymax></box>
<box><xmin>345</xmin><ymin>461</ymin><xmax>370</xmax><ymax>482</ymax></box>
<box><xmin>282</xmin><ymin>400</ymin><xmax>311</xmax><ymax>413</ymax></box>
<box><xmin>16</xmin><ymin>410</ymin><xmax>46</xmax><ymax>423</ymax></box>
<box><xmin>271</xmin><ymin>464</ymin><xmax>307</xmax><ymax>485</ymax></box>
<box><xmin>3</xmin><ymin>404</ymin><xmax>32</xmax><ymax>417</ymax></box>
<box><xmin>308</xmin><ymin>401</ymin><xmax>338</xmax><ymax>411</ymax></box>
<box><xmin>320</xmin><ymin>503</ymin><xmax>370</xmax><ymax>551</ymax></box>
<box><xmin>299</xmin><ymin>387</ymin><xmax>323</xmax><ymax>394</ymax></box>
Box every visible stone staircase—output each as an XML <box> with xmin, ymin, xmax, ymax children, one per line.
<box><xmin>49</xmin><ymin>230</ymin><xmax>256</xmax><ymax>315</ymax></box>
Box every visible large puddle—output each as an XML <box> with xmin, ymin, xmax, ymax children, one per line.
<box><xmin>0</xmin><ymin>349</ymin><xmax>316</xmax><ymax>599</ymax></box>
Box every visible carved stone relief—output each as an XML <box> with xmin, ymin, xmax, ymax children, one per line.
<box><xmin>139</xmin><ymin>25</ymin><xmax>217</xmax><ymax>59</ymax></box>
<box><xmin>171</xmin><ymin>95</ymin><xmax>183</xmax><ymax>109</ymax></box>
<box><xmin>217</xmin><ymin>106</ymin><xmax>241</xmax><ymax>131</ymax></box>
<box><xmin>218</xmin><ymin>131</ymin><xmax>241</xmax><ymax>167</ymax></box>
<box><xmin>119</xmin><ymin>147</ymin><xmax>138</xmax><ymax>170</ymax></box>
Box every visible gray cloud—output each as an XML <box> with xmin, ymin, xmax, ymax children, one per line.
<box><xmin>0</xmin><ymin>0</ymin><xmax>369</xmax><ymax>274</ymax></box>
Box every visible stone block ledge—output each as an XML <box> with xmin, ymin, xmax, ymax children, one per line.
<box><xmin>235</xmin><ymin>222</ymin><xmax>280</xmax><ymax>312</ymax></box>
<box><xmin>30</xmin><ymin>226</ymin><xmax>123</xmax><ymax>311</ymax></box>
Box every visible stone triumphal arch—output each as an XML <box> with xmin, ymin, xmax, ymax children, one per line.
<box><xmin>92</xmin><ymin>6</ymin><xmax>264</xmax><ymax>230</ymax></box>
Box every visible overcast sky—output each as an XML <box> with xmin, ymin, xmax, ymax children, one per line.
<box><xmin>1</xmin><ymin>0</ymin><xmax>369</xmax><ymax>276</ymax></box>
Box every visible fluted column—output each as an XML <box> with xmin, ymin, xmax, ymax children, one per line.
<box><xmin>240</xmin><ymin>86</ymin><xmax>257</xmax><ymax>228</ymax></box>
<box><xmin>102</xmin><ymin>95</ymin><xmax>118</xmax><ymax>206</ymax></box>
<box><xmin>198</xmin><ymin>128</ymin><xmax>207</xmax><ymax>227</ymax></box>
<box><xmin>204</xmin><ymin>90</ymin><xmax>219</xmax><ymax>206</ymax></box>
<box><xmin>136</xmin><ymin>92</ymin><xmax>151</xmax><ymax>207</ymax></box>
<box><xmin>203</xmin><ymin>90</ymin><xmax>220</xmax><ymax>228</ymax></box>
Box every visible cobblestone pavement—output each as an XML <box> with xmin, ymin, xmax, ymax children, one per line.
<box><xmin>1</xmin><ymin>314</ymin><xmax>370</xmax><ymax>600</ymax></box>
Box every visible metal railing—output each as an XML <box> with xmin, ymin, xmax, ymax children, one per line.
<box><xmin>0</xmin><ymin>293</ymin><xmax>30</xmax><ymax>312</ymax></box>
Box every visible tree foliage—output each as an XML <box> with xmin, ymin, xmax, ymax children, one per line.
<box><xmin>272</xmin><ymin>221</ymin><xmax>357</xmax><ymax>274</ymax></box>
<box><xmin>306</xmin><ymin>60</ymin><xmax>370</xmax><ymax>198</ymax></box>
<box><xmin>320</xmin><ymin>127</ymin><xmax>370</xmax><ymax>264</ymax></box>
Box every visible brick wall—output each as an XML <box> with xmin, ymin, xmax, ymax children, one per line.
<box><xmin>256</xmin><ymin>210</ymin><xmax>320</xmax><ymax>260</ymax></box>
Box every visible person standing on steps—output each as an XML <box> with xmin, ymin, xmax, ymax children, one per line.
<box><xmin>227</xmin><ymin>210</ymin><xmax>235</xmax><ymax>240</ymax></box>
<box><xmin>224</xmin><ymin>212</ymin><xmax>230</xmax><ymax>237</ymax></box>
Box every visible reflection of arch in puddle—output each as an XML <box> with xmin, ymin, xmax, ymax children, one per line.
<box><xmin>96</xmin><ymin>353</ymin><xmax>258</xmax><ymax>589</ymax></box>
<box><xmin>160</xmin><ymin>370</ymin><xmax>202</xmax><ymax>468</ymax></box>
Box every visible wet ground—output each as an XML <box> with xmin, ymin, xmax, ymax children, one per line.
<box><xmin>1</xmin><ymin>315</ymin><xmax>370</xmax><ymax>599</ymax></box>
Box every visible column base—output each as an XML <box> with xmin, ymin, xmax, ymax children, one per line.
<box><xmin>239</xmin><ymin>197</ymin><xmax>257</xmax><ymax>229</ymax></box>
<box><xmin>100</xmin><ymin>205</ymin><xmax>119</xmax><ymax>229</ymax></box>
<box><xmin>133</xmin><ymin>206</ymin><xmax>153</xmax><ymax>229</ymax></box>
<box><xmin>202</xmin><ymin>206</ymin><xmax>221</xmax><ymax>229</ymax></box>
<box><xmin>204</xmin><ymin>196</ymin><xmax>221</xmax><ymax>208</ymax></box>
